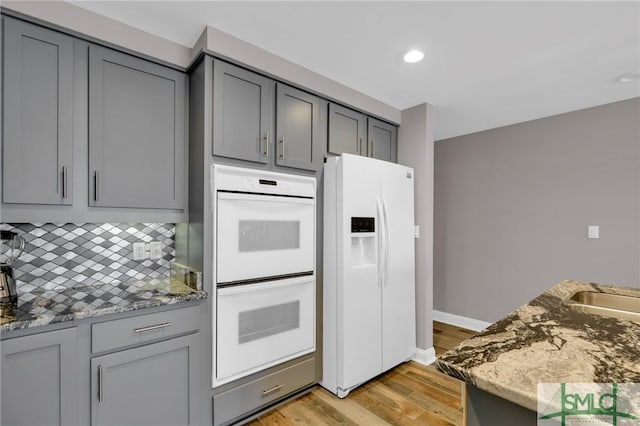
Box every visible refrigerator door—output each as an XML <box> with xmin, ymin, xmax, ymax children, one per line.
<box><xmin>339</xmin><ymin>155</ymin><xmax>383</xmax><ymax>389</ymax></box>
<box><xmin>380</xmin><ymin>161</ymin><xmax>417</xmax><ymax>371</ymax></box>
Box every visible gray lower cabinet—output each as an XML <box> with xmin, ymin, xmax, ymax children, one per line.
<box><xmin>2</xmin><ymin>17</ymin><xmax>74</xmax><ymax>205</ymax></box>
<box><xmin>88</xmin><ymin>45</ymin><xmax>187</xmax><ymax>210</ymax></box>
<box><xmin>367</xmin><ymin>117</ymin><xmax>397</xmax><ymax>162</ymax></box>
<box><xmin>1</xmin><ymin>327</ymin><xmax>79</xmax><ymax>426</ymax></box>
<box><xmin>212</xmin><ymin>60</ymin><xmax>274</xmax><ymax>164</ymax></box>
<box><xmin>275</xmin><ymin>84</ymin><xmax>322</xmax><ymax>171</ymax></box>
<box><xmin>328</xmin><ymin>103</ymin><xmax>367</xmax><ymax>156</ymax></box>
<box><xmin>90</xmin><ymin>333</ymin><xmax>199</xmax><ymax>426</ymax></box>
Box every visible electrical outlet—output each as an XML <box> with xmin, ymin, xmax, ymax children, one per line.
<box><xmin>149</xmin><ymin>241</ymin><xmax>163</xmax><ymax>260</ymax></box>
<box><xmin>132</xmin><ymin>242</ymin><xmax>148</xmax><ymax>260</ymax></box>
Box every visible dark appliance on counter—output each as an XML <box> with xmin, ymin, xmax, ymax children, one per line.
<box><xmin>0</xmin><ymin>230</ymin><xmax>25</xmax><ymax>304</ymax></box>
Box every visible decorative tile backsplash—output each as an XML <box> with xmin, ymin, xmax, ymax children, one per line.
<box><xmin>0</xmin><ymin>223</ymin><xmax>175</xmax><ymax>293</ymax></box>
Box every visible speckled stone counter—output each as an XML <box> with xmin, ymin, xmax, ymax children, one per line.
<box><xmin>0</xmin><ymin>277</ymin><xmax>207</xmax><ymax>333</ymax></box>
<box><xmin>437</xmin><ymin>280</ymin><xmax>640</xmax><ymax>412</ymax></box>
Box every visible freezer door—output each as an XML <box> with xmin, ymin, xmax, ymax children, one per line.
<box><xmin>380</xmin><ymin>162</ymin><xmax>417</xmax><ymax>371</ymax></box>
<box><xmin>339</xmin><ymin>155</ymin><xmax>383</xmax><ymax>389</ymax></box>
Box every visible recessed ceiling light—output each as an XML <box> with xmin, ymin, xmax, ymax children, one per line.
<box><xmin>403</xmin><ymin>49</ymin><xmax>424</xmax><ymax>63</ymax></box>
<box><xmin>614</xmin><ymin>70</ymin><xmax>640</xmax><ymax>83</ymax></box>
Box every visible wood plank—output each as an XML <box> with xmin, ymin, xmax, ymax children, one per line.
<box><xmin>414</xmin><ymin>410</ymin><xmax>458</xmax><ymax>426</ymax></box>
<box><xmin>300</xmin><ymin>392</ymin><xmax>361</xmax><ymax>426</ymax></box>
<box><xmin>365</xmin><ymin>383</ymin><xmax>425</xmax><ymax>419</ymax></box>
<box><xmin>352</xmin><ymin>390</ymin><xmax>421</xmax><ymax>426</ymax></box>
<box><xmin>279</xmin><ymin>394</ymin><xmax>340</xmax><ymax>425</ymax></box>
<box><xmin>250</xmin><ymin>408</ymin><xmax>296</xmax><ymax>426</ymax></box>
<box><xmin>312</xmin><ymin>388</ymin><xmax>391</xmax><ymax>426</ymax></box>
<box><xmin>405</xmin><ymin>391</ymin><xmax>463</xmax><ymax>425</ymax></box>
<box><xmin>403</xmin><ymin>365</ymin><xmax>461</xmax><ymax>396</ymax></box>
<box><xmin>401</xmin><ymin>373</ymin><xmax>463</xmax><ymax>410</ymax></box>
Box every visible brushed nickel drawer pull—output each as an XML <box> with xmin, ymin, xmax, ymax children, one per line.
<box><xmin>261</xmin><ymin>384</ymin><xmax>284</xmax><ymax>396</ymax></box>
<box><xmin>98</xmin><ymin>365</ymin><xmax>104</xmax><ymax>403</ymax></box>
<box><xmin>133</xmin><ymin>322</ymin><xmax>172</xmax><ymax>333</ymax></box>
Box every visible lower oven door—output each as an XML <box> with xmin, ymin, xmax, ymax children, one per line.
<box><xmin>215</xmin><ymin>276</ymin><xmax>315</xmax><ymax>384</ymax></box>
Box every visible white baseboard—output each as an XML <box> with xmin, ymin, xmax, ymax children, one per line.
<box><xmin>433</xmin><ymin>310</ymin><xmax>491</xmax><ymax>332</ymax></box>
<box><xmin>412</xmin><ymin>347</ymin><xmax>436</xmax><ymax>366</ymax></box>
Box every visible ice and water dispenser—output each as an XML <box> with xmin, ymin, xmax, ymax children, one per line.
<box><xmin>350</xmin><ymin>217</ymin><xmax>376</xmax><ymax>267</ymax></box>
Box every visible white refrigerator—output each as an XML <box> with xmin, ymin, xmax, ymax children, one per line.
<box><xmin>322</xmin><ymin>154</ymin><xmax>416</xmax><ymax>398</ymax></box>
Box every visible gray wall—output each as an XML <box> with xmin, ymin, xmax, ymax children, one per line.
<box><xmin>434</xmin><ymin>98</ymin><xmax>640</xmax><ymax>322</ymax></box>
<box><xmin>398</xmin><ymin>103</ymin><xmax>435</xmax><ymax>352</ymax></box>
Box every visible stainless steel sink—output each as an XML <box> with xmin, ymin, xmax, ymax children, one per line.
<box><xmin>566</xmin><ymin>291</ymin><xmax>640</xmax><ymax>323</ymax></box>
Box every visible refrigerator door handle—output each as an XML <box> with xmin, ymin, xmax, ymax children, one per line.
<box><xmin>382</xmin><ymin>197</ymin><xmax>390</xmax><ymax>287</ymax></box>
<box><xmin>376</xmin><ymin>196</ymin><xmax>384</xmax><ymax>288</ymax></box>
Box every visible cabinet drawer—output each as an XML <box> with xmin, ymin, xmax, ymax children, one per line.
<box><xmin>213</xmin><ymin>357</ymin><xmax>315</xmax><ymax>426</ymax></box>
<box><xmin>92</xmin><ymin>306</ymin><xmax>199</xmax><ymax>353</ymax></box>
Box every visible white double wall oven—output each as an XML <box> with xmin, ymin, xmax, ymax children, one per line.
<box><xmin>211</xmin><ymin>165</ymin><xmax>316</xmax><ymax>386</ymax></box>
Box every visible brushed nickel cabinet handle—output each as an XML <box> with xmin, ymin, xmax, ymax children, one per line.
<box><xmin>61</xmin><ymin>166</ymin><xmax>68</xmax><ymax>199</ymax></box>
<box><xmin>370</xmin><ymin>140</ymin><xmax>374</xmax><ymax>157</ymax></box>
<box><xmin>261</xmin><ymin>384</ymin><xmax>284</xmax><ymax>396</ymax></box>
<box><xmin>98</xmin><ymin>365</ymin><xmax>104</xmax><ymax>403</ymax></box>
<box><xmin>93</xmin><ymin>171</ymin><xmax>99</xmax><ymax>201</ymax></box>
<box><xmin>358</xmin><ymin>137</ymin><xmax>362</xmax><ymax>155</ymax></box>
<box><xmin>279</xmin><ymin>137</ymin><xmax>285</xmax><ymax>159</ymax></box>
<box><xmin>133</xmin><ymin>322</ymin><xmax>172</xmax><ymax>333</ymax></box>
<box><xmin>263</xmin><ymin>132</ymin><xmax>269</xmax><ymax>157</ymax></box>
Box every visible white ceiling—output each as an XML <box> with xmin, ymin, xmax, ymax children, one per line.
<box><xmin>72</xmin><ymin>1</ymin><xmax>640</xmax><ymax>140</ymax></box>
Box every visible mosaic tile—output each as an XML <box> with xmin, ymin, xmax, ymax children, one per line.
<box><xmin>0</xmin><ymin>223</ymin><xmax>175</xmax><ymax>292</ymax></box>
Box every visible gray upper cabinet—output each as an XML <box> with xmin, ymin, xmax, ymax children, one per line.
<box><xmin>275</xmin><ymin>84</ymin><xmax>322</xmax><ymax>171</ymax></box>
<box><xmin>1</xmin><ymin>327</ymin><xmax>79</xmax><ymax>426</ymax></box>
<box><xmin>367</xmin><ymin>117</ymin><xmax>397</xmax><ymax>162</ymax></box>
<box><xmin>91</xmin><ymin>333</ymin><xmax>199</xmax><ymax>426</ymax></box>
<box><xmin>328</xmin><ymin>103</ymin><xmax>367</xmax><ymax>156</ymax></box>
<box><xmin>213</xmin><ymin>60</ymin><xmax>274</xmax><ymax>164</ymax></box>
<box><xmin>89</xmin><ymin>45</ymin><xmax>187</xmax><ymax>210</ymax></box>
<box><xmin>2</xmin><ymin>17</ymin><xmax>74</xmax><ymax>205</ymax></box>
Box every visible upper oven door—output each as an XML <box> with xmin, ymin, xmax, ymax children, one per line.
<box><xmin>216</xmin><ymin>191</ymin><xmax>315</xmax><ymax>284</ymax></box>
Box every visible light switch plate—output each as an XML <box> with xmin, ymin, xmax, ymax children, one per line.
<box><xmin>414</xmin><ymin>225</ymin><xmax>420</xmax><ymax>239</ymax></box>
<box><xmin>133</xmin><ymin>242</ymin><xmax>148</xmax><ymax>260</ymax></box>
<box><xmin>149</xmin><ymin>242</ymin><xmax>163</xmax><ymax>260</ymax></box>
<box><xmin>588</xmin><ymin>225</ymin><xmax>599</xmax><ymax>239</ymax></box>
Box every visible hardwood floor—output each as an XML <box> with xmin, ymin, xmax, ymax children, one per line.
<box><xmin>246</xmin><ymin>321</ymin><xmax>476</xmax><ymax>426</ymax></box>
<box><xmin>433</xmin><ymin>321</ymin><xmax>477</xmax><ymax>357</ymax></box>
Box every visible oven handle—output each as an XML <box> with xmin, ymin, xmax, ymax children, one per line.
<box><xmin>217</xmin><ymin>275</ymin><xmax>315</xmax><ymax>296</ymax></box>
<box><xmin>217</xmin><ymin>191</ymin><xmax>315</xmax><ymax>205</ymax></box>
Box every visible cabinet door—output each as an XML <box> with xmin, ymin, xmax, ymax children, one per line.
<box><xmin>367</xmin><ymin>118</ymin><xmax>397</xmax><ymax>162</ymax></box>
<box><xmin>2</xmin><ymin>17</ymin><xmax>74</xmax><ymax>205</ymax></box>
<box><xmin>328</xmin><ymin>103</ymin><xmax>366</xmax><ymax>156</ymax></box>
<box><xmin>91</xmin><ymin>333</ymin><xmax>198</xmax><ymax>426</ymax></box>
<box><xmin>275</xmin><ymin>84</ymin><xmax>322</xmax><ymax>171</ymax></box>
<box><xmin>88</xmin><ymin>45</ymin><xmax>186</xmax><ymax>209</ymax></box>
<box><xmin>1</xmin><ymin>328</ymin><xmax>79</xmax><ymax>426</ymax></box>
<box><xmin>213</xmin><ymin>60</ymin><xmax>274</xmax><ymax>164</ymax></box>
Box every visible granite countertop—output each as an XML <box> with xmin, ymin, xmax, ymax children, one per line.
<box><xmin>0</xmin><ymin>277</ymin><xmax>207</xmax><ymax>333</ymax></box>
<box><xmin>436</xmin><ymin>280</ymin><xmax>640</xmax><ymax>411</ymax></box>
